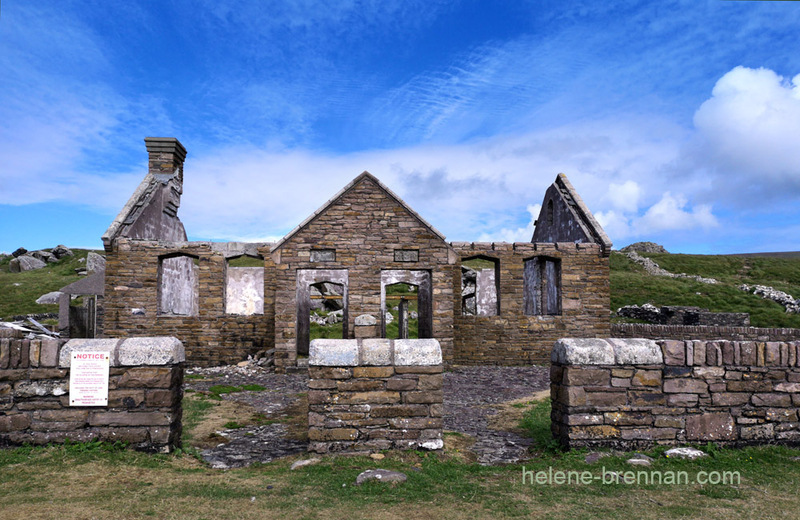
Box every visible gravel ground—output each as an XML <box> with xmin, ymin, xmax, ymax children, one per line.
<box><xmin>184</xmin><ymin>364</ymin><xmax>549</xmax><ymax>468</ymax></box>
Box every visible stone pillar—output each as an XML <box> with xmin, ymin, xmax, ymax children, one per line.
<box><xmin>307</xmin><ymin>338</ymin><xmax>443</xmax><ymax>453</ymax></box>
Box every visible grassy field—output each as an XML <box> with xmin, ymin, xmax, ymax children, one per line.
<box><xmin>2</xmin><ymin>394</ymin><xmax>800</xmax><ymax>519</ymax></box>
<box><xmin>0</xmin><ymin>249</ymin><xmax>100</xmax><ymax>321</ymax></box>
<box><xmin>610</xmin><ymin>251</ymin><xmax>800</xmax><ymax>328</ymax></box>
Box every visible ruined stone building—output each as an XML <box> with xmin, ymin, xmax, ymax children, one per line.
<box><xmin>100</xmin><ymin>138</ymin><xmax>612</xmax><ymax>369</ymax></box>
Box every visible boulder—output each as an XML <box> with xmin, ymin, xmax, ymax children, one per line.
<box><xmin>31</xmin><ymin>250</ymin><xmax>57</xmax><ymax>263</ymax></box>
<box><xmin>9</xmin><ymin>254</ymin><xmax>47</xmax><ymax>273</ymax></box>
<box><xmin>51</xmin><ymin>245</ymin><xmax>74</xmax><ymax>259</ymax></box>
<box><xmin>86</xmin><ymin>252</ymin><xmax>106</xmax><ymax>273</ymax></box>
<box><xmin>355</xmin><ymin>314</ymin><xmax>377</xmax><ymax>326</ymax></box>
<box><xmin>664</xmin><ymin>447</ymin><xmax>707</xmax><ymax>460</ymax></box>
<box><xmin>11</xmin><ymin>247</ymin><xmax>27</xmax><ymax>258</ymax></box>
<box><xmin>36</xmin><ymin>291</ymin><xmax>63</xmax><ymax>305</ymax></box>
<box><xmin>355</xmin><ymin>469</ymin><xmax>407</xmax><ymax>485</ymax></box>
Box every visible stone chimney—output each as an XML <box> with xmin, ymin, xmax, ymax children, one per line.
<box><xmin>144</xmin><ymin>137</ymin><xmax>187</xmax><ymax>184</ymax></box>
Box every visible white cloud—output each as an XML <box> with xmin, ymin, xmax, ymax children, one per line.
<box><xmin>634</xmin><ymin>192</ymin><xmax>718</xmax><ymax>235</ymax></box>
<box><xmin>692</xmin><ymin>66</ymin><xmax>800</xmax><ymax>198</ymax></box>
<box><xmin>606</xmin><ymin>180</ymin><xmax>641</xmax><ymax>213</ymax></box>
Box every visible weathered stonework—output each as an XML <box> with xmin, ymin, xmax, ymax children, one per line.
<box><xmin>101</xmin><ymin>138</ymin><xmax>612</xmax><ymax>368</ymax></box>
<box><xmin>551</xmin><ymin>338</ymin><xmax>800</xmax><ymax>449</ymax></box>
<box><xmin>612</xmin><ymin>323</ymin><xmax>800</xmax><ymax>343</ymax></box>
<box><xmin>453</xmin><ymin>242</ymin><xmax>610</xmax><ymax>365</ymax></box>
<box><xmin>0</xmin><ymin>332</ymin><xmax>183</xmax><ymax>452</ymax></box>
<box><xmin>103</xmin><ymin>240</ymin><xmax>274</xmax><ymax>366</ymax></box>
<box><xmin>307</xmin><ymin>338</ymin><xmax>443</xmax><ymax>453</ymax></box>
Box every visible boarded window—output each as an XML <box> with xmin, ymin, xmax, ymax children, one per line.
<box><xmin>158</xmin><ymin>254</ymin><xmax>199</xmax><ymax>316</ymax></box>
<box><xmin>523</xmin><ymin>257</ymin><xmax>561</xmax><ymax>316</ymax></box>
<box><xmin>394</xmin><ymin>249</ymin><xmax>419</xmax><ymax>262</ymax></box>
<box><xmin>225</xmin><ymin>255</ymin><xmax>264</xmax><ymax>315</ymax></box>
<box><xmin>310</xmin><ymin>249</ymin><xmax>336</xmax><ymax>262</ymax></box>
<box><xmin>461</xmin><ymin>256</ymin><xmax>500</xmax><ymax>316</ymax></box>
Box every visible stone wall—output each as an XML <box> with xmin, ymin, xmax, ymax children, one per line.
<box><xmin>612</xmin><ymin>323</ymin><xmax>800</xmax><ymax>342</ymax></box>
<box><xmin>307</xmin><ymin>338</ymin><xmax>443</xmax><ymax>453</ymax></box>
<box><xmin>0</xmin><ymin>330</ymin><xmax>183</xmax><ymax>452</ymax></box>
<box><xmin>551</xmin><ymin>338</ymin><xmax>800</xmax><ymax>449</ymax></box>
<box><xmin>103</xmin><ymin>239</ymin><xmax>274</xmax><ymax>366</ymax></box>
<box><xmin>452</xmin><ymin>242</ymin><xmax>610</xmax><ymax>365</ymax></box>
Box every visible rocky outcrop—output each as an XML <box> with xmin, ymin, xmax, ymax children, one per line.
<box><xmin>86</xmin><ymin>252</ymin><xmax>106</xmax><ymax>273</ymax></box>
<box><xmin>51</xmin><ymin>245</ymin><xmax>74</xmax><ymax>259</ymax></box>
<box><xmin>9</xmin><ymin>255</ymin><xmax>47</xmax><ymax>273</ymax></box>
<box><xmin>30</xmin><ymin>250</ymin><xmax>57</xmax><ymax>264</ymax></box>
<box><xmin>620</xmin><ymin>241</ymin><xmax>669</xmax><ymax>254</ymax></box>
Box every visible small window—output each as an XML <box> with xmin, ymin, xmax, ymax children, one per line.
<box><xmin>311</xmin><ymin>249</ymin><xmax>336</xmax><ymax>262</ymax></box>
<box><xmin>158</xmin><ymin>254</ymin><xmax>199</xmax><ymax>316</ymax></box>
<box><xmin>523</xmin><ymin>256</ymin><xmax>561</xmax><ymax>316</ymax></box>
<box><xmin>394</xmin><ymin>249</ymin><xmax>419</xmax><ymax>262</ymax></box>
<box><xmin>461</xmin><ymin>256</ymin><xmax>500</xmax><ymax>316</ymax></box>
<box><xmin>225</xmin><ymin>255</ymin><xmax>264</xmax><ymax>315</ymax></box>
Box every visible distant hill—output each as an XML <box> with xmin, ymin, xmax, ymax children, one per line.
<box><xmin>611</xmin><ymin>251</ymin><xmax>800</xmax><ymax>329</ymax></box>
<box><xmin>724</xmin><ymin>251</ymin><xmax>800</xmax><ymax>259</ymax></box>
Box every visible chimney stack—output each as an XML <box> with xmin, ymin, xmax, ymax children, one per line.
<box><xmin>144</xmin><ymin>137</ymin><xmax>187</xmax><ymax>182</ymax></box>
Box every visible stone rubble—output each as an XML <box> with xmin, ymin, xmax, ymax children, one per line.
<box><xmin>740</xmin><ymin>284</ymin><xmax>800</xmax><ymax>314</ymax></box>
<box><xmin>625</xmin><ymin>250</ymin><xmax>718</xmax><ymax>284</ymax></box>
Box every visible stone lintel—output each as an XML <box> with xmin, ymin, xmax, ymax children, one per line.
<box><xmin>553</xmin><ymin>338</ymin><xmax>664</xmax><ymax>366</ymax></box>
<box><xmin>59</xmin><ymin>337</ymin><xmax>184</xmax><ymax>368</ymax></box>
<box><xmin>309</xmin><ymin>339</ymin><xmax>442</xmax><ymax>367</ymax></box>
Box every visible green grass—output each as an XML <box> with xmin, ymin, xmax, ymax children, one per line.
<box><xmin>206</xmin><ymin>384</ymin><xmax>267</xmax><ymax>400</ymax></box>
<box><xmin>0</xmin><ymin>249</ymin><xmax>101</xmax><ymax>320</ymax></box>
<box><xmin>3</xmin><ymin>393</ymin><xmax>800</xmax><ymax>519</ymax></box>
<box><xmin>610</xmin><ymin>251</ymin><xmax>800</xmax><ymax>328</ymax></box>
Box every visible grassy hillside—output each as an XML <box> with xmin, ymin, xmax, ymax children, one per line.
<box><xmin>0</xmin><ymin>250</ymin><xmax>99</xmax><ymax>321</ymax></box>
<box><xmin>610</xmin><ymin>251</ymin><xmax>800</xmax><ymax>328</ymax></box>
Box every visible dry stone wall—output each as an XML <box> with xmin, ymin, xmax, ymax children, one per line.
<box><xmin>612</xmin><ymin>323</ymin><xmax>800</xmax><ymax>343</ymax></box>
<box><xmin>307</xmin><ymin>338</ymin><xmax>443</xmax><ymax>453</ymax></box>
<box><xmin>0</xmin><ymin>329</ymin><xmax>183</xmax><ymax>452</ymax></box>
<box><xmin>103</xmin><ymin>239</ymin><xmax>274</xmax><ymax>366</ymax></box>
<box><xmin>452</xmin><ymin>242</ymin><xmax>610</xmax><ymax>365</ymax></box>
<box><xmin>551</xmin><ymin>338</ymin><xmax>800</xmax><ymax>449</ymax></box>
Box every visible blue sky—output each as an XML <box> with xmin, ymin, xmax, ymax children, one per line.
<box><xmin>1</xmin><ymin>1</ymin><xmax>800</xmax><ymax>254</ymax></box>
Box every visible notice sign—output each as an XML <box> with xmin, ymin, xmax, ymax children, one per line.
<box><xmin>69</xmin><ymin>351</ymin><xmax>110</xmax><ymax>406</ymax></box>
